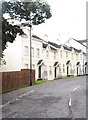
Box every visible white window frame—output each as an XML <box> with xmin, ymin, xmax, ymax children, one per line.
<box><xmin>24</xmin><ymin>46</ymin><xmax>29</xmax><ymax>56</ymax></box>
<box><xmin>36</xmin><ymin>48</ymin><xmax>40</xmax><ymax>57</ymax></box>
<box><xmin>31</xmin><ymin>47</ymin><xmax>34</xmax><ymax>57</ymax></box>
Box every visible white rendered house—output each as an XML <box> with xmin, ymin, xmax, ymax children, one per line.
<box><xmin>2</xmin><ymin>27</ymin><xmax>86</xmax><ymax>80</ymax></box>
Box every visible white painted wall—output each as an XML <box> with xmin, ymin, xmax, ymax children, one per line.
<box><xmin>1</xmin><ymin>27</ymin><xmax>86</xmax><ymax>80</ymax></box>
<box><xmin>2</xmin><ymin>34</ymin><xmax>23</xmax><ymax>72</ymax></box>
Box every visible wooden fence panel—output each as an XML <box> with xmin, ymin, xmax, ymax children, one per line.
<box><xmin>0</xmin><ymin>69</ymin><xmax>35</xmax><ymax>91</ymax></box>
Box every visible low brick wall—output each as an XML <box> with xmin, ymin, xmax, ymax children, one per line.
<box><xmin>0</xmin><ymin>69</ymin><xmax>35</xmax><ymax>91</ymax></box>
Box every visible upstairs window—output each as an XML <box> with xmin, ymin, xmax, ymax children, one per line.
<box><xmin>36</xmin><ymin>48</ymin><xmax>40</xmax><ymax>57</ymax></box>
<box><xmin>25</xmin><ymin>64</ymin><xmax>28</xmax><ymax>69</ymax></box>
<box><xmin>63</xmin><ymin>64</ymin><xmax>65</xmax><ymax>73</ymax></box>
<box><xmin>24</xmin><ymin>46</ymin><xmax>28</xmax><ymax>56</ymax></box>
<box><xmin>66</xmin><ymin>52</ymin><xmax>68</xmax><ymax>58</ymax></box>
<box><xmin>60</xmin><ymin>50</ymin><xmax>62</xmax><ymax>58</ymax></box>
<box><xmin>72</xmin><ymin>53</ymin><xmax>73</xmax><ymax>59</ymax></box>
<box><xmin>31</xmin><ymin>47</ymin><xmax>34</xmax><ymax>57</ymax></box>
<box><xmin>49</xmin><ymin>66</ymin><xmax>52</xmax><ymax>75</ymax></box>
<box><xmin>54</xmin><ymin>52</ymin><xmax>56</xmax><ymax>59</ymax></box>
<box><xmin>46</xmin><ymin>51</ymin><xmax>49</xmax><ymax>58</ymax></box>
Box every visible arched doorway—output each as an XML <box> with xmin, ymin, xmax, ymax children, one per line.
<box><xmin>54</xmin><ymin>67</ymin><xmax>57</xmax><ymax>78</ymax></box>
<box><xmin>76</xmin><ymin>62</ymin><xmax>80</xmax><ymax>76</ymax></box>
<box><xmin>67</xmin><ymin>66</ymin><xmax>69</xmax><ymax>76</ymax></box>
<box><xmin>77</xmin><ymin>67</ymin><xmax>78</xmax><ymax>76</ymax></box>
<box><xmin>85</xmin><ymin>67</ymin><xmax>86</xmax><ymax>75</ymax></box>
<box><xmin>53</xmin><ymin>61</ymin><xmax>59</xmax><ymax>79</ymax></box>
<box><xmin>66</xmin><ymin>60</ymin><xmax>70</xmax><ymax>76</ymax></box>
<box><xmin>37</xmin><ymin>59</ymin><xmax>43</xmax><ymax>80</ymax></box>
<box><xmin>38</xmin><ymin>65</ymin><xmax>41</xmax><ymax>79</ymax></box>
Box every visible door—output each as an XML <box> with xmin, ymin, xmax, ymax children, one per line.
<box><xmin>55</xmin><ymin>67</ymin><xmax>57</xmax><ymax>78</ymax></box>
<box><xmin>77</xmin><ymin>67</ymin><xmax>78</xmax><ymax>76</ymax></box>
<box><xmin>38</xmin><ymin>66</ymin><xmax>41</xmax><ymax>79</ymax></box>
<box><xmin>85</xmin><ymin>67</ymin><xmax>86</xmax><ymax>75</ymax></box>
<box><xmin>67</xmin><ymin>66</ymin><xmax>69</xmax><ymax>76</ymax></box>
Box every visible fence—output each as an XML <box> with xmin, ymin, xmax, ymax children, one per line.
<box><xmin>0</xmin><ymin>69</ymin><xmax>35</xmax><ymax>92</ymax></box>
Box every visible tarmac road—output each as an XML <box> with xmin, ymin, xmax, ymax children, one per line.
<box><xmin>1</xmin><ymin>76</ymin><xmax>86</xmax><ymax>119</ymax></box>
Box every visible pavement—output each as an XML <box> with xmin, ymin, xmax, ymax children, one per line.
<box><xmin>2</xmin><ymin>80</ymin><xmax>54</xmax><ymax>104</ymax></box>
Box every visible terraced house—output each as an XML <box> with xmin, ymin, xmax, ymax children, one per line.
<box><xmin>1</xmin><ymin>27</ymin><xmax>87</xmax><ymax>80</ymax></box>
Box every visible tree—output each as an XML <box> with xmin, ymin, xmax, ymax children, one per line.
<box><xmin>1</xmin><ymin>0</ymin><xmax>52</xmax><ymax>64</ymax></box>
<box><xmin>2</xmin><ymin>0</ymin><xmax>52</xmax><ymax>52</ymax></box>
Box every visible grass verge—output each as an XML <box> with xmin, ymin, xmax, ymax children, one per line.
<box><xmin>33</xmin><ymin>80</ymin><xmax>48</xmax><ymax>85</ymax></box>
<box><xmin>1</xmin><ymin>80</ymin><xmax>48</xmax><ymax>94</ymax></box>
<box><xmin>1</xmin><ymin>84</ymin><xmax>29</xmax><ymax>94</ymax></box>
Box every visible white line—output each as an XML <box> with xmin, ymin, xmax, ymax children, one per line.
<box><xmin>0</xmin><ymin>89</ymin><xmax>36</xmax><ymax>108</ymax></box>
<box><xmin>69</xmin><ymin>99</ymin><xmax>71</xmax><ymax>107</ymax></box>
<box><xmin>30</xmin><ymin>90</ymin><xmax>35</xmax><ymax>93</ymax></box>
<box><xmin>73</xmin><ymin>86</ymin><xmax>81</xmax><ymax>92</ymax></box>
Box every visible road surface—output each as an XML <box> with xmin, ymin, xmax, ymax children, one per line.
<box><xmin>1</xmin><ymin>76</ymin><xmax>86</xmax><ymax>119</ymax></box>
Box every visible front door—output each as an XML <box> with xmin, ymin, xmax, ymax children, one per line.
<box><xmin>38</xmin><ymin>66</ymin><xmax>41</xmax><ymax>79</ymax></box>
<box><xmin>67</xmin><ymin>66</ymin><xmax>69</xmax><ymax>76</ymax></box>
<box><xmin>55</xmin><ymin>67</ymin><xmax>57</xmax><ymax>78</ymax></box>
<box><xmin>77</xmin><ymin>67</ymin><xmax>78</xmax><ymax>76</ymax></box>
<box><xmin>85</xmin><ymin>67</ymin><xmax>86</xmax><ymax>75</ymax></box>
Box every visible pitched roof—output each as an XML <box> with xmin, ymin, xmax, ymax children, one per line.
<box><xmin>48</xmin><ymin>41</ymin><xmax>61</xmax><ymax>48</ymax></box>
<box><xmin>85</xmin><ymin>62</ymin><xmax>88</xmax><ymax>65</ymax></box>
<box><xmin>32</xmin><ymin>35</ymin><xmax>43</xmax><ymax>40</ymax></box>
<box><xmin>76</xmin><ymin>62</ymin><xmax>80</xmax><ymax>65</ymax></box>
<box><xmin>37</xmin><ymin>60</ymin><xmax>43</xmax><ymax>65</ymax></box>
<box><xmin>43</xmin><ymin>43</ymin><xmax>48</xmax><ymax>48</ymax></box>
<box><xmin>66</xmin><ymin>60</ymin><xmax>70</xmax><ymax>65</ymax></box>
<box><xmin>63</xmin><ymin>45</ymin><xmax>72</xmax><ymax>51</ymax></box>
<box><xmin>70</xmin><ymin>47</ymin><xmax>81</xmax><ymax>53</ymax></box>
<box><xmin>50</xmin><ymin>46</ymin><xmax>57</xmax><ymax>51</ymax></box>
<box><xmin>54</xmin><ymin>62</ymin><xmax>59</xmax><ymax>67</ymax></box>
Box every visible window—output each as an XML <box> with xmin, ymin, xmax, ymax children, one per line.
<box><xmin>36</xmin><ymin>48</ymin><xmax>40</xmax><ymax>57</ymax></box>
<box><xmin>54</xmin><ymin>52</ymin><xmax>56</xmax><ymax>59</ymax></box>
<box><xmin>49</xmin><ymin>66</ymin><xmax>52</xmax><ymax>75</ymax></box>
<box><xmin>25</xmin><ymin>64</ymin><xmax>28</xmax><ymax>69</ymax></box>
<box><xmin>31</xmin><ymin>47</ymin><xmax>34</xmax><ymax>57</ymax></box>
<box><xmin>74</xmin><ymin>65</ymin><xmax>75</xmax><ymax>73</ymax></box>
<box><xmin>76</xmin><ymin>54</ymin><xmax>78</xmax><ymax>60</ymax></box>
<box><xmin>46</xmin><ymin>51</ymin><xmax>49</xmax><ymax>58</ymax></box>
<box><xmin>66</xmin><ymin>52</ymin><xmax>68</xmax><ymax>58</ymax></box>
<box><xmin>70</xmin><ymin>64</ymin><xmax>72</xmax><ymax>74</ymax></box>
<box><xmin>80</xmin><ymin>54</ymin><xmax>82</xmax><ymax>60</ymax></box>
<box><xmin>60</xmin><ymin>50</ymin><xmax>62</xmax><ymax>58</ymax></box>
<box><xmin>32</xmin><ymin>64</ymin><xmax>35</xmax><ymax>69</ymax></box>
<box><xmin>59</xmin><ymin>67</ymin><xmax>61</xmax><ymax>73</ymax></box>
<box><xmin>24</xmin><ymin>46</ymin><xmax>28</xmax><ymax>56</ymax></box>
<box><xmin>63</xmin><ymin>64</ymin><xmax>65</xmax><ymax>73</ymax></box>
<box><xmin>72</xmin><ymin>53</ymin><xmax>73</xmax><ymax>59</ymax></box>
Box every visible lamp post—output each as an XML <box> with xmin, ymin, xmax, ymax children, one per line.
<box><xmin>29</xmin><ymin>23</ymin><xmax>32</xmax><ymax>86</ymax></box>
<box><xmin>21</xmin><ymin>22</ymin><xmax>32</xmax><ymax>86</ymax></box>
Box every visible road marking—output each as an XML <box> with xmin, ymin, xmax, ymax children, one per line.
<box><xmin>0</xmin><ymin>89</ymin><xmax>36</xmax><ymax>108</ymax></box>
<box><xmin>0</xmin><ymin>81</ymin><xmax>56</xmax><ymax>108</ymax></box>
<box><xmin>73</xmin><ymin>86</ymin><xmax>81</xmax><ymax>92</ymax></box>
<box><xmin>68</xmin><ymin>99</ymin><xmax>71</xmax><ymax>107</ymax></box>
<box><xmin>30</xmin><ymin>90</ymin><xmax>35</xmax><ymax>93</ymax></box>
<box><xmin>68</xmin><ymin>86</ymin><xmax>81</xmax><ymax>107</ymax></box>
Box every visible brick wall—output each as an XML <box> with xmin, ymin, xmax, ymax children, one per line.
<box><xmin>0</xmin><ymin>69</ymin><xmax>35</xmax><ymax>91</ymax></box>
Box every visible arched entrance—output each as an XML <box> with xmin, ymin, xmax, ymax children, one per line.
<box><xmin>54</xmin><ymin>67</ymin><xmax>57</xmax><ymax>78</ymax></box>
<box><xmin>38</xmin><ymin>65</ymin><xmax>41</xmax><ymax>79</ymax></box>
<box><xmin>66</xmin><ymin>60</ymin><xmax>70</xmax><ymax>76</ymax></box>
<box><xmin>67</xmin><ymin>66</ymin><xmax>69</xmax><ymax>76</ymax></box>
<box><xmin>76</xmin><ymin>62</ymin><xmax>80</xmax><ymax>76</ymax></box>
<box><xmin>37</xmin><ymin>59</ymin><xmax>43</xmax><ymax>80</ymax></box>
<box><xmin>54</xmin><ymin>61</ymin><xmax>59</xmax><ymax>79</ymax></box>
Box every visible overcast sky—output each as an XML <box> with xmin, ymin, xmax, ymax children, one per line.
<box><xmin>33</xmin><ymin>0</ymin><xmax>87</xmax><ymax>50</ymax></box>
